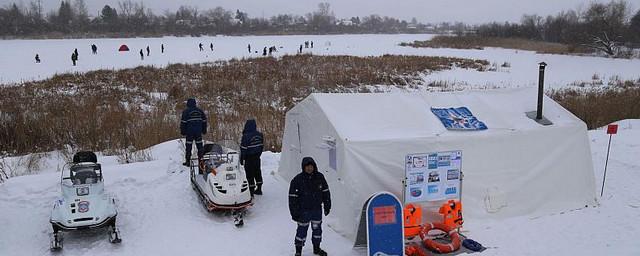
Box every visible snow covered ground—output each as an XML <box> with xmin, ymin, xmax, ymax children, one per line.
<box><xmin>0</xmin><ymin>120</ymin><xmax>639</xmax><ymax>255</ymax></box>
<box><xmin>1</xmin><ymin>34</ymin><xmax>639</xmax><ymax>88</ymax></box>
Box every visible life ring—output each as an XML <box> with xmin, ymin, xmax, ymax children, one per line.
<box><xmin>419</xmin><ymin>222</ymin><xmax>461</xmax><ymax>253</ymax></box>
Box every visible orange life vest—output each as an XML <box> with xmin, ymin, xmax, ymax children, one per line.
<box><xmin>403</xmin><ymin>203</ymin><xmax>423</xmax><ymax>238</ymax></box>
<box><xmin>439</xmin><ymin>200</ymin><xmax>463</xmax><ymax>229</ymax></box>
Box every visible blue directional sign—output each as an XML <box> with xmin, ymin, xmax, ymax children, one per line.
<box><xmin>366</xmin><ymin>192</ymin><xmax>404</xmax><ymax>256</ymax></box>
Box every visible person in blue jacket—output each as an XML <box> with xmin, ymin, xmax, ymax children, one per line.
<box><xmin>289</xmin><ymin>157</ymin><xmax>330</xmax><ymax>256</ymax></box>
<box><xmin>180</xmin><ymin>98</ymin><xmax>207</xmax><ymax>167</ymax></box>
<box><xmin>240</xmin><ymin>119</ymin><xmax>264</xmax><ymax>196</ymax></box>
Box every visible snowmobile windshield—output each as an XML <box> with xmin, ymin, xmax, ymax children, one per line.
<box><xmin>214</xmin><ymin>140</ymin><xmax>240</xmax><ymax>152</ymax></box>
<box><xmin>70</xmin><ymin>166</ymin><xmax>100</xmax><ymax>185</ymax></box>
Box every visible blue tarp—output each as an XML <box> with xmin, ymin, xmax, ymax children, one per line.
<box><xmin>431</xmin><ymin>107</ymin><xmax>488</xmax><ymax>131</ymax></box>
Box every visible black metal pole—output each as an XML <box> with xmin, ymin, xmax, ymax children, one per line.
<box><xmin>601</xmin><ymin>134</ymin><xmax>613</xmax><ymax>197</ymax></box>
<box><xmin>537</xmin><ymin>63</ymin><xmax>546</xmax><ymax>120</ymax></box>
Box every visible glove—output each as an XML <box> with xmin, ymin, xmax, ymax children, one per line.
<box><xmin>324</xmin><ymin>208</ymin><xmax>330</xmax><ymax>216</ymax></box>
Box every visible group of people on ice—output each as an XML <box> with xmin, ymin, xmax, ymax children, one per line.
<box><xmin>35</xmin><ymin>38</ymin><xmax>319</xmax><ymax>66</ymax></box>
<box><xmin>180</xmin><ymin>98</ymin><xmax>330</xmax><ymax>255</ymax></box>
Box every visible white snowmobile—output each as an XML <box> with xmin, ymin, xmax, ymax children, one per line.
<box><xmin>49</xmin><ymin>151</ymin><xmax>121</xmax><ymax>251</ymax></box>
<box><xmin>190</xmin><ymin>140</ymin><xmax>253</xmax><ymax>227</ymax></box>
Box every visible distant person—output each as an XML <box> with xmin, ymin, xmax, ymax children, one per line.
<box><xmin>146</xmin><ymin>46</ymin><xmax>150</xmax><ymax>56</ymax></box>
<box><xmin>139</xmin><ymin>49</ymin><xmax>144</xmax><ymax>60</ymax></box>
<box><xmin>35</xmin><ymin>54</ymin><xmax>40</xmax><ymax>63</ymax></box>
<box><xmin>240</xmin><ymin>119</ymin><xmax>265</xmax><ymax>196</ymax></box>
<box><xmin>311</xmin><ymin>41</ymin><xmax>314</xmax><ymax>48</ymax></box>
<box><xmin>299</xmin><ymin>44</ymin><xmax>303</xmax><ymax>54</ymax></box>
<box><xmin>71</xmin><ymin>52</ymin><xmax>77</xmax><ymax>66</ymax></box>
<box><xmin>199</xmin><ymin>43</ymin><xmax>204</xmax><ymax>51</ymax></box>
<box><xmin>248</xmin><ymin>44</ymin><xmax>251</xmax><ymax>53</ymax></box>
<box><xmin>305</xmin><ymin>41</ymin><xmax>309</xmax><ymax>48</ymax></box>
<box><xmin>91</xmin><ymin>44</ymin><xmax>98</xmax><ymax>54</ymax></box>
<box><xmin>289</xmin><ymin>157</ymin><xmax>331</xmax><ymax>256</ymax></box>
<box><xmin>74</xmin><ymin>48</ymin><xmax>79</xmax><ymax>59</ymax></box>
<box><xmin>263</xmin><ymin>47</ymin><xmax>267</xmax><ymax>56</ymax></box>
<box><xmin>161</xmin><ymin>44</ymin><xmax>165</xmax><ymax>53</ymax></box>
<box><xmin>210</xmin><ymin>43</ymin><xmax>214</xmax><ymax>51</ymax></box>
<box><xmin>180</xmin><ymin>98</ymin><xmax>208</xmax><ymax>167</ymax></box>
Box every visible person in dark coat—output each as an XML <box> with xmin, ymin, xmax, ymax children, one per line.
<box><xmin>210</xmin><ymin>43</ymin><xmax>214</xmax><ymax>51</ymax></box>
<box><xmin>71</xmin><ymin>52</ymin><xmax>77</xmax><ymax>66</ymax></box>
<box><xmin>139</xmin><ymin>49</ymin><xmax>144</xmax><ymax>60</ymax></box>
<box><xmin>91</xmin><ymin>44</ymin><xmax>98</xmax><ymax>54</ymax></box>
<box><xmin>74</xmin><ymin>48</ymin><xmax>79</xmax><ymax>59</ymax></box>
<box><xmin>299</xmin><ymin>44</ymin><xmax>303</xmax><ymax>54</ymax></box>
<box><xmin>146</xmin><ymin>46</ymin><xmax>150</xmax><ymax>56</ymax></box>
<box><xmin>35</xmin><ymin>54</ymin><xmax>40</xmax><ymax>63</ymax></box>
<box><xmin>263</xmin><ymin>47</ymin><xmax>267</xmax><ymax>56</ymax></box>
<box><xmin>289</xmin><ymin>157</ymin><xmax>330</xmax><ymax>256</ymax></box>
<box><xmin>180</xmin><ymin>98</ymin><xmax>208</xmax><ymax>166</ymax></box>
<box><xmin>199</xmin><ymin>43</ymin><xmax>204</xmax><ymax>51</ymax></box>
<box><xmin>247</xmin><ymin>44</ymin><xmax>251</xmax><ymax>53</ymax></box>
<box><xmin>240</xmin><ymin>119</ymin><xmax>264</xmax><ymax>196</ymax></box>
<box><xmin>311</xmin><ymin>41</ymin><xmax>314</xmax><ymax>48</ymax></box>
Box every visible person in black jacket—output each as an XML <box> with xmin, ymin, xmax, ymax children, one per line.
<box><xmin>180</xmin><ymin>98</ymin><xmax>208</xmax><ymax>166</ymax></box>
<box><xmin>289</xmin><ymin>157</ymin><xmax>330</xmax><ymax>256</ymax></box>
<box><xmin>240</xmin><ymin>119</ymin><xmax>264</xmax><ymax>196</ymax></box>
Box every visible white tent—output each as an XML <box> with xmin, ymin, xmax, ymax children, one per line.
<box><xmin>278</xmin><ymin>88</ymin><xmax>597</xmax><ymax>241</ymax></box>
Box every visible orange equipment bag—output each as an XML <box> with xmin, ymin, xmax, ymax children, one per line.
<box><xmin>438</xmin><ymin>200</ymin><xmax>463</xmax><ymax>229</ymax></box>
<box><xmin>403</xmin><ymin>204</ymin><xmax>423</xmax><ymax>238</ymax></box>
<box><xmin>405</xmin><ymin>244</ymin><xmax>428</xmax><ymax>256</ymax></box>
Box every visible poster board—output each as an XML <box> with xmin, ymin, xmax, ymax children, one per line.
<box><xmin>404</xmin><ymin>151</ymin><xmax>462</xmax><ymax>204</ymax></box>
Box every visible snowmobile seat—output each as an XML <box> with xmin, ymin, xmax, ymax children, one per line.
<box><xmin>73</xmin><ymin>151</ymin><xmax>98</xmax><ymax>163</ymax></box>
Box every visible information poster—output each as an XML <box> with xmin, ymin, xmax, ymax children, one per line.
<box><xmin>405</xmin><ymin>151</ymin><xmax>462</xmax><ymax>203</ymax></box>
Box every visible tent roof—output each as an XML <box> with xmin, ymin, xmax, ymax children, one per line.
<box><xmin>308</xmin><ymin>88</ymin><xmax>582</xmax><ymax>142</ymax></box>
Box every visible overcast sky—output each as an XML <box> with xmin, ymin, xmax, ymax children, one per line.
<box><xmin>3</xmin><ymin>0</ymin><xmax>640</xmax><ymax>24</ymax></box>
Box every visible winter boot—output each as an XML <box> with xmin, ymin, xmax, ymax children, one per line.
<box><xmin>295</xmin><ymin>246</ymin><xmax>302</xmax><ymax>256</ymax></box>
<box><xmin>254</xmin><ymin>184</ymin><xmax>263</xmax><ymax>195</ymax></box>
<box><xmin>313</xmin><ymin>245</ymin><xmax>327</xmax><ymax>256</ymax></box>
<box><xmin>183</xmin><ymin>153</ymin><xmax>191</xmax><ymax>167</ymax></box>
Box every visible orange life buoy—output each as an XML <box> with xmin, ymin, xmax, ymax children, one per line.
<box><xmin>419</xmin><ymin>222</ymin><xmax>461</xmax><ymax>254</ymax></box>
<box><xmin>403</xmin><ymin>204</ymin><xmax>423</xmax><ymax>238</ymax></box>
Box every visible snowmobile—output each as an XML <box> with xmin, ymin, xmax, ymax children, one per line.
<box><xmin>189</xmin><ymin>140</ymin><xmax>253</xmax><ymax>227</ymax></box>
<box><xmin>49</xmin><ymin>151</ymin><xmax>121</xmax><ymax>251</ymax></box>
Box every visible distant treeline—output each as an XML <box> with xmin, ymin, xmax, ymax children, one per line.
<box><xmin>473</xmin><ymin>1</ymin><xmax>640</xmax><ymax>56</ymax></box>
<box><xmin>0</xmin><ymin>0</ymin><xmax>429</xmax><ymax>38</ymax></box>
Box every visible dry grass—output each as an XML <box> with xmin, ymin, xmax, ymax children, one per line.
<box><xmin>402</xmin><ymin>35</ymin><xmax>592</xmax><ymax>55</ymax></box>
<box><xmin>0</xmin><ymin>54</ymin><xmax>489</xmax><ymax>155</ymax></box>
<box><xmin>549</xmin><ymin>81</ymin><xmax>640</xmax><ymax>129</ymax></box>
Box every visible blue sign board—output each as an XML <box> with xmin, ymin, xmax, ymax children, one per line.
<box><xmin>431</xmin><ymin>107</ymin><xmax>487</xmax><ymax>131</ymax></box>
<box><xmin>366</xmin><ymin>192</ymin><xmax>404</xmax><ymax>256</ymax></box>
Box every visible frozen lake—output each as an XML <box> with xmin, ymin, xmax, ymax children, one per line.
<box><xmin>0</xmin><ymin>34</ymin><xmax>639</xmax><ymax>88</ymax></box>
